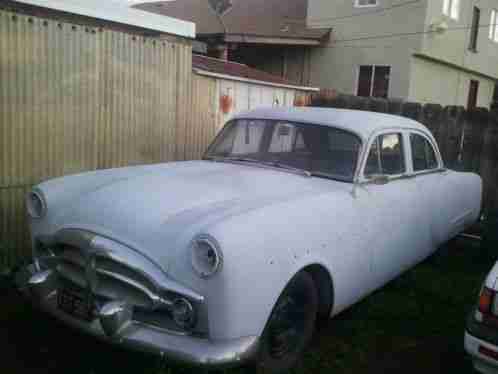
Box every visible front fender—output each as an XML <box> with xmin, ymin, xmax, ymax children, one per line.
<box><xmin>198</xmin><ymin>213</ymin><xmax>337</xmax><ymax>341</ymax></box>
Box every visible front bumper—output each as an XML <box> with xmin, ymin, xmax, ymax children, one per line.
<box><xmin>15</xmin><ymin>264</ymin><xmax>259</xmax><ymax>369</ymax></box>
<box><xmin>465</xmin><ymin>310</ymin><xmax>498</xmax><ymax>374</ymax></box>
<box><xmin>465</xmin><ymin>331</ymin><xmax>498</xmax><ymax>374</ymax></box>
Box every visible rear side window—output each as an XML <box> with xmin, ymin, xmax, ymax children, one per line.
<box><xmin>410</xmin><ymin>133</ymin><xmax>438</xmax><ymax>171</ymax></box>
<box><xmin>365</xmin><ymin>133</ymin><xmax>405</xmax><ymax>177</ymax></box>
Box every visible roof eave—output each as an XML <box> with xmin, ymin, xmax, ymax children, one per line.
<box><xmin>12</xmin><ymin>0</ymin><xmax>196</xmax><ymax>38</ymax></box>
<box><xmin>193</xmin><ymin>68</ymin><xmax>319</xmax><ymax>91</ymax></box>
<box><xmin>223</xmin><ymin>34</ymin><xmax>324</xmax><ymax>46</ymax></box>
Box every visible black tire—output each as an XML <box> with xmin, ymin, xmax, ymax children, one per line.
<box><xmin>256</xmin><ymin>271</ymin><xmax>318</xmax><ymax>373</ymax></box>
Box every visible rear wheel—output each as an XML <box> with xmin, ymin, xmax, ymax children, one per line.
<box><xmin>257</xmin><ymin>271</ymin><xmax>318</xmax><ymax>373</ymax></box>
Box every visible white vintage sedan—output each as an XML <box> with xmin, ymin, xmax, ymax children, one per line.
<box><xmin>17</xmin><ymin>108</ymin><xmax>481</xmax><ymax>372</ymax></box>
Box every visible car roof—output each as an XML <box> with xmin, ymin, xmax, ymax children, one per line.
<box><xmin>232</xmin><ymin>107</ymin><xmax>430</xmax><ymax>142</ymax></box>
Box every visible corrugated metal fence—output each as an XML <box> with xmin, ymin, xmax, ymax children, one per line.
<box><xmin>0</xmin><ymin>9</ymin><xmax>192</xmax><ymax>267</ymax></box>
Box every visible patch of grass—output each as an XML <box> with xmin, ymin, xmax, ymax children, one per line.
<box><xmin>0</xmin><ymin>238</ymin><xmax>493</xmax><ymax>374</ymax></box>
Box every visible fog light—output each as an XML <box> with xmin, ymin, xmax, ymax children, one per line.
<box><xmin>171</xmin><ymin>298</ymin><xmax>196</xmax><ymax>329</ymax></box>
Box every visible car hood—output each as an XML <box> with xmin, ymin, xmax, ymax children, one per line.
<box><xmin>47</xmin><ymin>161</ymin><xmax>339</xmax><ymax>270</ymax></box>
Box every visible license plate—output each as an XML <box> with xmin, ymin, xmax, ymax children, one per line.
<box><xmin>57</xmin><ymin>287</ymin><xmax>94</xmax><ymax>321</ymax></box>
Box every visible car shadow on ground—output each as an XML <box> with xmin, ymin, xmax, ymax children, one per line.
<box><xmin>0</xmin><ymin>237</ymin><xmax>490</xmax><ymax>374</ymax></box>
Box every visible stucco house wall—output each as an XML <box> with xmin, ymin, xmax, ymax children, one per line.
<box><xmin>409</xmin><ymin>0</ymin><xmax>498</xmax><ymax>107</ymax></box>
<box><xmin>307</xmin><ymin>0</ymin><xmax>427</xmax><ymax>99</ymax></box>
<box><xmin>307</xmin><ymin>0</ymin><xmax>498</xmax><ymax>108</ymax></box>
<box><xmin>408</xmin><ymin>56</ymin><xmax>495</xmax><ymax>107</ymax></box>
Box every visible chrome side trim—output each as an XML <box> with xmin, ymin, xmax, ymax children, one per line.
<box><xmin>408</xmin><ymin>167</ymin><xmax>448</xmax><ymax>178</ymax></box>
<box><xmin>360</xmin><ymin>167</ymin><xmax>448</xmax><ymax>186</ymax></box>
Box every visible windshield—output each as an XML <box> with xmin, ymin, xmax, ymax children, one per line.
<box><xmin>204</xmin><ymin>119</ymin><xmax>361</xmax><ymax>182</ymax></box>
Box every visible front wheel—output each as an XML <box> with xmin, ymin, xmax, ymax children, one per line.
<box><xmin>257</xmin><ymin>271</ymin><xmax>318</xmax><ymax>373</ymax></box>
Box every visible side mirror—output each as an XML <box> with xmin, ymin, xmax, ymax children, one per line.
<box><xmin>369</xmin><ymin>174</ymin><xmax>390</xmax><ymax>185</ymax></box>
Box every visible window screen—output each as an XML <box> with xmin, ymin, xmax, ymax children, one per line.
<box><xmin>410</xmin><ymin>134</ymin><xmax>438</xmax><ymax>171</ymax></box>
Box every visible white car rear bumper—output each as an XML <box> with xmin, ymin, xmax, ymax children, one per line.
<box><xmin>465</xmin><ymin>331</ymin><xmax>498</xmax><ymax>374</ymax></box>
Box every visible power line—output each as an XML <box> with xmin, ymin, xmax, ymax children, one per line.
<box><xmin>326</xmin><ymin>22</ymin><xmax>498</xmax><ymax>45</ymax></box>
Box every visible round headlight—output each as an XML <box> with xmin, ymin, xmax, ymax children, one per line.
<box><xmin>171</xmin><ymin>298</ymin><xmax>196</xmax><ymax>329</ymax></box>
<box><xmin>26</xmin><ymin>190</ymin><xmax>47</xmax><ymax>218</ymax></box>
<box><xmin>191</xmin><ymin>235</ymin><xmax>223</xmax><ymax>278</ymax></box>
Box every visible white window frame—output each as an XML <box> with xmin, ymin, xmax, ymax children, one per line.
<box><xmin>490</xmin><ymin>9</ymin><xmax>498</xmax><ymax>42</ymax></box>
<box><xmin>355</xmin><ymin>65</ymin><xmax>391</xmax><ymax>98</ymax></box>
<box><xmin>360</xmin><ymin>129</ymin><xmax>408</xmax><ymax>182</ymax></box>
<box><xmin>442</xmin><ymin>0</ymin><xmax>460</xmax><ymax>20</ymax></box>
<box><xmin>354</xmin><ymin>0</ymin><xmax>379</xmax><ymax>8</ymax></box>
<box><xmin>408</xmin><ymin>132</ymin><xmax>441</xmax><ymax>174</ymax></box>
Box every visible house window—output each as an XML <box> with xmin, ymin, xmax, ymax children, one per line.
<box><xmin>357</xmin><ymin>65</ymin><xmax>390</xmax><ymax>98</ymax></box>
<box><xmin>490</xmin><ymin>10</ymin><xmax>498</xmax><ymax>42</ymax></box>
<box><xmin>354</xmin><ymin>0</ymin><xmax>378</xmax><ymax>8</ymax></box>
<box><xmin>442</xmin><ymin>0</ymin><xmax>459</xmax><ymax>20</ymax></box>
<box><xmin>467</xmin><ymin>80</ymin><xmax>479</xmax><ymax>110</ymax></box>
<box><xmin>469</xmin><ymin>6</ymin><xmax>480</xmax><ymax>52</ymax></box>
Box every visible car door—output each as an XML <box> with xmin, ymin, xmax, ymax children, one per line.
<box><xmin>356</xmin><ymin>130</ymin><xmax>424</xmax><ymax>289</ymax></box>
<box><xmin>408</xmin><ymin>131</ymin><xmax>459</xmax><ymax>250</ymax></box>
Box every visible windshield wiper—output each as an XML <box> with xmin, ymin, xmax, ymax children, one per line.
<box><xmin>262</xmin><ymin>161</ymin><xmax>311</xmax><ymax>177</ymax></box>
<box><xmin>207</xmin><ymin>156</ymin><xmax>311</xmax><ymax>177</ymax></box>
<box><xmin>206</xmin><ymin>156</ymin><xmax>261</xmax><ymax>163</ymax></box>
<box><xmin>309</xmin><ymin>171</ymin><xmax>351</xmax><ymax>183</ymax></box>
<box><xmin>224</xmin><ymin>157</ymin><xmax>261</xmax><ymax>163</ymax></box>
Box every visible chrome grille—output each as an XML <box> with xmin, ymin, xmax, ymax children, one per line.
<box><xmin>55</xmin><ymin>244</ymin><xmax>158</xmax><ymax>310</ymax></box>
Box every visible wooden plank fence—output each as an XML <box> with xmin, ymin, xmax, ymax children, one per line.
<box><xmin>308</xmin><ymin>92</ymin><xmax>498</xmax><ymax>217</ymax></box>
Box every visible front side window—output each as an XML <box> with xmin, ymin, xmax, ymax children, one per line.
<box><xmin>364</xmin><ymin>133</ymin><xmax>405</xmax><ymax>178</ymax></box>
<box><xmin>354</xmin><ymin>0</ymin><xmax>378</xmax><ymax>7</ymax></box>
<box><xmin>205</xmin><ymin>119</ymin><xmax>361</xmax><ymax>182</ymax></box>
<box><xmin>443</xmin><ymin>0</ymin><xmax>459</xmax><ymax>20</ymax></box>
<box><xmin>357</xmin><ymin>65</ymin><xmax>390</xmax><ymax>98</ymax></box>
<box><xmin>410</xmin><ymin>134</ymin><xmax>438</xmax><ymax>172</ymax></box>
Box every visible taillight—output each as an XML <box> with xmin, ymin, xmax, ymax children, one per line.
<box><xmin>479</xmin><ymin>287</ymin><xmax>495</xmax><ymax>314</ymax></box>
